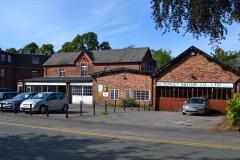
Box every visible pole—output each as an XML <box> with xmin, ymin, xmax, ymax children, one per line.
<box><xmin>1</xmin><ymin>103</ymin><xmax>3</xmax><ymax>113</ymax></box>
<box><xmin>114</xmin><ymin>100</ymin><xmax>116</xmax><ymax>112</ymax></box>
<box><xmin>104</xmin><ymin>100</ymin><xmax>107</xmax><ymax>113</ymax></box>
<box><xmin>138</xmin><ymin>102</ymin><xmax>140</xmax><ymax>112</ymax></box>
<box><xmin>80</xmin><ymin>101</ymin><xmax>82</xmax><ymax>116</ymax></box>
<box><xmin>30</xmin><ymin>104</ymin><xmax>32</xmax><ymax>116</ymax></box>
<box><xmin>65</xmin><ymin>105</ymin><xmax>69</xmax><ymax>118</ymax></box>
<box><xmin>144</xmin><ymin>102</ymin><xmax>146</xmax><ymax>111</ymax></box>
<box><xmin>46</xmin><ymin>105</ymin><xmax>49</xmax><ymax>117</ymax></box>
<box><xmin>123</xmin><ymin>100</ymin><xmax>126</xmax><ymax>111</ymax></box>
<box><xmin>14</xmin><ymin>105</ymin><xmax>17</xmax><ymax>114</ymax></box>
<box><xmin>148</xmin><ymin>101</ymin><xmax>151</xmax><ymax>111</ymax></box>
<box><xmin>93</xmin><ymin>101</ymin><xmax>96</xmax><ymax>116</ymax></box>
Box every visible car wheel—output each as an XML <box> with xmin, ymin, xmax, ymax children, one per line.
<box><xmin>39</xmin><ymin>105</ymin><xmax>46</xmax><ymax>114</ymax></box>
<box><xmin>62</xmin><ymin>104</ymin><xmax>68</xmax><ymax>113</ymax></box>
<box><xmin>182</xmin><ymin>112</ymin><xmax>186</xmax><ymax>115</ymax></box>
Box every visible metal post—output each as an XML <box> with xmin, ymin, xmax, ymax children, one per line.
<box><xmin>144</xmin><ymin>102</ymin><xmax>146</xmax><ymax>111</ymax></box>
<box><xmin>14</xmin><ymin>105</ymin><xmax>17</xmax><ymax>114</ymax></box>
<box><xmin>1</xmin><ymin>103</ymin><xmax>3</xmax><ymax>113</ymax></box>
<box><xmin>30</xmin><ymin>104</ymin><xmax>32</xmax><ymax>116</ymax></box>
<box><xmin>65</xmin><ymin>105</ymin><xmax>69</xmax><ymax>118</ymax></box>
<box><xmin>114</xmin><ymin>100</ymin><xmax>116</xmax><ymax>112</ymax></box>
<box><xmin>138</xmin><ymin>102</ymin><xmax>140</xmax><ymax>112</ymax></box>
<box><xmin>93</xmin><ymin>101</ymin><xmax>96</xmax><ymax>116</ymax></box>
<box><xmin>123</xmin><ymin>100</ymin><xmax>126</xmax><ymax>111</ymax></box>
<box><xmin>104</xmin><ymin>100</ymin><xmax>107</xmax><ymax>113</ymax></box>
<box><xmin>148</xmin><ymin>101</ymin><xmax>151</xmax><ymax>111</ymax></box>
<box><xmin>80</xmin><ymin>101</ymin><xmax>82</xmax><ymax>116</ymax></box>
<box><xmin>46</xmin><ymin>105</ymin><xmax>49</xmax><ymax>117</ymax></box>
<box><xmin>139</xmin><ymin>101</ymin><xmax>141</xmax><ymax>111</ymax></box>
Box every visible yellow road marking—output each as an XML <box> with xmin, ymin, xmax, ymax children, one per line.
<box><xmin>0</xmin><ymin>121</ymin><xmax>240</xmax><ymax>151</ymax></box>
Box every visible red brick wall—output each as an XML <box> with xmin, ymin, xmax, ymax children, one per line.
<box><xmin>156</xmin><ymin>53</ymin><xmax>239</xmax><ymax>82</ymax></box>
<box><xmin>93</xmin><ymin>72</ymin><xmax>153</xmax><ymax>105</ymax></box>
<box><xmin>45</xmin><ymin>53</ymin><xmax>94</xmax><ymax>77</ymax></box>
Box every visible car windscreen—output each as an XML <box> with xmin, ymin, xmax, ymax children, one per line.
<box><xmin>188</xmin><ymin>98</ymin><xmax>206</xmax><ymax>104</ymax></box>
<box><xmin>32</xmin><ymin>93</ymin><xmax>49</xmax><ymax>99</ymax></box>
<box><xmin>13</xmin><ymin>93</ymin><xmax>32</xmax><ymax>100</ymax></box>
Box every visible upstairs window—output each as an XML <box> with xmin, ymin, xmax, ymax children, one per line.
<box><xmin>104</xmin><ymin>67</ymin><xmax>111</xmax><ymax>71</ymax></box>
<box><xmin>1</xmin><ymin>54</ymin><xmax>5</xmax><ymax>62</ymax></box>
<box><xmin>0</xmin><ymin>69</ymin><xmax>5</xmax><ymax>77</ymax></box>
<box><xmin>32</xmin><ymin>71</ymin><xmax>39</xmax><ymax>78</ymax></box>
<box><xmin>32</xmin><ymin>57</ymin><xmax>40</xmax><ymax>64</ymax></box>
<box><xmin>59</xmin><ymin>68</ymin><xmax>65</xmax><ymax>77</ymax></box>
<box><xmin>81</xmin><ymin>63</ymin><xmax>88</xmax><ymax>76</ymax></box>
<box><xmin>8</xmin><ymin>55</ymin><xmax>11</xmax><ymax>63</ymax></box>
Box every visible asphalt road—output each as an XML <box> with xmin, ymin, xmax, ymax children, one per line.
<box><xmin>0</xmin><ymin>118</ymin><xmax>240</xmax><ymax>159</ymax></box>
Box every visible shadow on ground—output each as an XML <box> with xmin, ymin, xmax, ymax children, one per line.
<box><xmin>0</xmin><ymin>133</ymin><xmax>239</xmax><ymax>160</ymax></box>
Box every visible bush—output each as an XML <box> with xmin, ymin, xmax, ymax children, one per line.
<box><xmin>227</xmin><ymin>93</ymin><xmax>240</xmax><ymax>126</ymax></box>
<box><xmin>122</xmin><ymin>98</ymin><xmax>137</xmax><ymax>108</ymax></box>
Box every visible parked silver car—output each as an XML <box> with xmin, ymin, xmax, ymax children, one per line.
<box><xmin>20</xmin><ymin>92</ymin><xmax>68</xmax><ymax>114</ymax></box>
<box><xmin>0</xmin><ymin>93</ymin><xmax>35</xmax><ymax>111</ymax></box>
<box><xmin>182</xmin><ymin>97</ymin><xmax>208</xmax><ymax>115</ymax></box>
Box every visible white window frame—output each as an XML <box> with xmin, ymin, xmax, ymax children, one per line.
<box><xmin>32</xmin><ymin>57</ymin><xmax>40</xmax><ymax>64</ymax></box>
<box><xmin>110</xmin><ymin>89</ymin><xmax>119</xmax><ymax>100</ymax></box>
<box><xmin>81</xmin><ymin>63</ymin><xmax>88</xmax><ymax>76</ymax></box>
<box><xmin>133</xmin><ymin>90</ymin><xmax>150</xmax><ymax>101</ymax></box>
<box><xmin>71</xmin><ymin>86</ymin><xmax>92</xmax><ymax>96</ymax></box>
<box><xmin>125</xmin><ymin>89</ymin><xmax>130</xmax><ymax>98</ymax></box>
<box><xmin>59</xmin><ymin>68</ymin><xmax>65</xmax><ymax>77</ymax></box>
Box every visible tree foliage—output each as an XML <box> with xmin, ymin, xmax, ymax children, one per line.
<box><xmin>227</xmin><ymin>93</ymin><xmax>240</xmax><ymax>126</ymax></box>
<box><xmin>59</xmin><ymin>32</ymin><xmax>111</xmax><ymax>52</ymax></box>
<box><xmin>21</xmin><ymin>42</ymin><xmax>39</xmax><ymax>54</ymax></box>
<box><xmin>152</xmin><ymin>49</ymin><xmax>172</xmax><ymax>69</ymax></box>
<box><xmin>6</xmin><ymin>48</ymin><xmax>17</xmax><ymax>54</ymax></box>
<box><xmin>39</xmin><ymin>44</ymin><xmax>54</xmax><ymax>55</ymax></box>
<box><xmin>151</xmin><ymin>0</ymin><xmax>240</xmax><ymax>43</ymax></box>
<box><xmin>214</xmin><ymin>48</ymin><xmax>237</xmax><ymax>67</ymax></box>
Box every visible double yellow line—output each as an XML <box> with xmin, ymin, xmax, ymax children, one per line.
<box><xmin>1</xmin><ymin>121</ymin><xmax>240</xmax><ymax>151</ymax></box>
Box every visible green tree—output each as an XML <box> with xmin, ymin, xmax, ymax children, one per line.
<box><xmin>60</xmin><ymin>32</ymin><xmax>111</xmax><ymax>52</ymax></box>
<box><xmin>151</xmin><ymin>0</ymin><xmax>240</xmax><ymax>43</ymax></box>
<box><xmin>152</xmin><ymin>49</ymin><xmax>172</xmax><ymax>69</ymax></box>
<box><xmin>99</xmin><ymin>41</ymin><xmax>111</xmax><ymax>50</ymax></box>
<box><xmin>227</xmin><ymin>93</ymin><xmax>240</xmax><ymax>126</ymax></box>
<box><xmin>22</xmin><ymin>42</ymin><xmax>39</xmax><ymax>54</ymax></box>
<box><xmin>6</xmin><ymin>48</ymin><xmax>17</xmax><ymax>54</ymax></box>
<box><xmin>214</xmin><ymin>48</ymin><xmax>237</xmax><ymax>67</ymax></box>
<box><xmin>39</xmin><ymin>44</ymin><xmax>54</xmax><ymax>55</ymax></box>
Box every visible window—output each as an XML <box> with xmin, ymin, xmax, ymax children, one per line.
<box><xmin>72</xmin><ymin>86</ymin><xmax>92</xmax><ymax>96</ymax></box>
<box><xmin>32</xmin><ymin>57</ymin><xmax>39</xmax><ymax>64</ymax></box>
<box><xmin>32</xmin><ymin>71</ymin><xmax>39</xmax><ymax>78</ymax></box>
<box><xmin>8</xmin><ymin>55</ymin><xmax>11</xmax><ymax>63</ymax></box>
<box><xmin>133</xmin><ymin>90</ymin><xmax>149</xmax><ymax>101</ymax></box>
<box><xmin>0</xmin><ymin>69</ymin><xmax>5</xmax><ymax>77</ymax></box>
<box><xmin>111</xmin><ymin>89</ymin><xmax>119</xmax><ymax>100</ymax></box>
<box><xmin>1</xmin><ymin>54</ymin><xmax>5</xmax><ymax>62</ymax></box>
<box><xmin>81</xmin><ymin>63</ymin><xmax>88</xmax><ymax>76</ymax></box>
<box><xmin>47</xmin><ymin>93</ymin><xmax>58</xmax><ymax>101</ymax></box>
<box><xmin>59</xmin><ymin>93</ymin><xmax>66</xmax><ymax>100</ymax></box>
<box><xmin>104</xmin><ymin>67</ymin><xmax>111</xmax><ymax>71</ymax></box>
<box><xmin>125</xmin><ymin>89</ymin><xmax>130</xmax><ymax>98</ymax></box>
<box><xmin>59</xmin><ymin>68</ymin><xmax>65</xmax><ymax>77</ymax></box>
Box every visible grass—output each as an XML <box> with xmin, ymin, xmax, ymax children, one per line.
<box><xmin>100</xmin><ymin>112</ymin><xmax>109</xmax><ymax>115</ymax></box>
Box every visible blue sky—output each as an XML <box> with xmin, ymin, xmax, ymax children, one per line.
<box><xmin>0</xmin><ymin>0</ymin><xmax>239</xmax><ymax>57</ymax></box>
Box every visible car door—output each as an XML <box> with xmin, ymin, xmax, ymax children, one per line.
<box><xmin>58</xmin><ymin>93</ymin><xmax>66</xmax><ymax>108</ymax></box>
<box><xmin>46</xmin><ymin>93</ymin><xmax>59</xmax><ymax>111</ymax></box>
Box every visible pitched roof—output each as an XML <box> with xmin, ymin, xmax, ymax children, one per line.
<box><xmin>154</xmin><ymin>45</ymin><xmax>240</xmax><ymax>77</ymax></box>
<box><xmin>43</xmin><ymin>48</ymin><xmax>150</xmax><ymax>66</ymax></box>
<box><xmin>43</xmin><ymin>52</ymin><xmax>81</xmax><ymax>66</ymax></box>
<box><xmin>91</xmin><ymin>67</ymin><xmax>153</xmax><ymax>77</ymax></box>
<box><xmin>87</xmin><ymin>48</ymin><xmax>149</xmax><ymax>64</ymax></box>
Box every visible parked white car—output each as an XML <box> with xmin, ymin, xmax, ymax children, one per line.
<box><xmin>20</xmin><ymin>92</ymin><xmax>68</xmax><ymax>114</ymax></box>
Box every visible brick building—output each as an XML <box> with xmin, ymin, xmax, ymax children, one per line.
<box><xmin>0</xmin><ymin>51</ymin><xmax>49</xmax><ymax>90</ymax></box>
<box><xmin>153</xmin><ymin>46</ymin><xmax>240</xmax><ymax>113</ymax></box>
<box><xmin>21</xmin><ymin>48</ymin><xmax>155</xmax><ymax>104</ymax></box>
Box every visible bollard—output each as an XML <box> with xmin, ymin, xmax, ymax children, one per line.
<box><xmin>80</xmin><ymin>101</ymin><xmax>82</xmax><ymax>116</ymax></box>
<box><xmin>148</xmin><ymin>101</ymin><xmax>151</xmax><ymax>111</ymax></box>
<box><xmin>138</xmin><ymin>103</ymin><xmax>140</xmax><ymax>112</ymax></box>
<box><xmin>93</xmin><ymin>101</ymin><xmax>96</xmax><ymax>116</ymax></box>
<box><xmin>65</xmin><ymin>105</ymin><xmax>69</xmax><ymax>118</ymax></box>
<box><xmin>123</xmin><ymin>100</ymin><xmax>126</xmax><ymax>112</ymax></box>
<box><xmin>139</xmin><ymin>101</ymin><xmax>141</xmax><ymax>111</ymax></box>
<box><xmin>46</xmin><ymin>105</ymin><xmax>49</xmax><ymax>117</ymax></box>
<box><xmin>114</xmin><ymin>100</ymin><xmax>116</xmax><ymax>112</ymax></box>
<box><xmin>14</xmin><ymin>105</ymin><xmax>17</xmax><ymax>114</ymax></box>
<box><xmin>1</xmin><ymin>103</ymin><xmax>3</xmax><ymax>113</ymax></box>
<box><xmin>104</xmin><ymin>100</ymin><xmax>107</xmax><ymax>113</ymax></box>
<box><xmin>144</xmin><ymin>102</ymin><xmax>146</xmax><ymax>111</ymax></box>
<box><xmin>30</xmin><ymin>104</ymin><xmax>32</xmax><ymax>116</ymax></box>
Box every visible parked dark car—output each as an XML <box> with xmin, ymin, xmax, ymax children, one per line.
<box><xmin>0</xmin><ymin>93</ymin><xmax>35</xmax><ymax>111</ymax></box>
<box><xmin>0</xmin><ymin>92</ymin><xmax>18</xmax><ymax>101</ymax></box>
<box><xmin>182</xmin><ymin>97</ymin><xmax>209</xmax><ymax>115</ymax></box>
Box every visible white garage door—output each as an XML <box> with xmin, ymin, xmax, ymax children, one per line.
<box><xmin>71</xmin><ymin>85</ymin><xmax>92</xmax><ymax>105</ymax></box>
